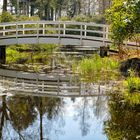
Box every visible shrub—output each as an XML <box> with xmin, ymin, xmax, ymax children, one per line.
<box><xmin>0</xmin><ymin>12</ymin><xmax>14</xmax><ymax>22</ymax></box>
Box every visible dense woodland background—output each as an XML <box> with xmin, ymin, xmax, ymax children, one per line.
<box><xmin>2</xmin><ymin>0</ymin><xmax>112</xmax><ymax>22</ymax></box>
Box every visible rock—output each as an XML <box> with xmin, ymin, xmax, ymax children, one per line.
<box><xmin>120</xmin><ymin>58</ymin><xmax>140</xmax><ymax>76</ymax></box>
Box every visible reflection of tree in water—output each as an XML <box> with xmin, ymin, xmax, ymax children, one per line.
<box><xmin>74</xmin><ymin>97</ymin><xmax>91</xmax><ymax>136</ymax></box>
<box><xmin>8</xmin><ymin>96</ymin><xmax>37</xmax><ymax>131</ymax></box>
<box><xmin>0</xmin><ymin>95</ymin><xmax>30</xmax><ymax>140</ymax></box>
<box><xmin>34</xmin><ymin>96</ymin><xmax>65</xmax><ymax>140</ymax></box>
<box><xmin>0</xmin><ymin>95</ymin><xmax>64</xmax><ymax>140</ymax></box>
<box><xmin>0</xmin><ymin>96</ymin><xmax>10</xmax><ymax>140</ymax></box>
<box><xmin>74</xmin><ymin>95</ymin><xmax>108</xmax><ymax>137</ymax></box>
<box><xmin>34</xmin><ymin>96</ymin><xmax>64</xmax><ymax>120</ymax></box>
<box><xmin>104</xmin><ymin>94</ymin><xmax>140</xmax><ymax>140</ymax></box>
<box><xmin>92</xmin><ymin>95</ymin><xmax>108</xmax><ymax>120</ymax></box>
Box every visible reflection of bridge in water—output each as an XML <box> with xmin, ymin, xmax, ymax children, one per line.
<box><xmin>0</xmin><ymin>69</ymin><xmax>112</xmax><ymax>97</ymax></box>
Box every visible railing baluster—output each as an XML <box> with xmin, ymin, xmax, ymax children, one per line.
<box><xmin>57</xmin><ymin>75</ymin><xmax>60</xmax><ymax>95</ymax></box>
<box><xmin>16</xmin><ymin>23</ymin><xmax>18</xmax><ymax>44</ymax></box>
<box><xmin>23</xmin><ymin>24</ymin><xmax>25</xmax><ymax>35</ymax></box>
<box><xmin>43</xmin><ymin>23</ymin><xmax>45</xmax><ymax>35</ymax></box>
<box><xmin>58</xmin><ymin>22</ymin><xmax>61</xmax><ymax>44</ymax></box>
<box><xmin>42</xmin><ymin>81</ymin><xmax>44</xmax><ymax>92</ymax></box>
<box><xmin>103</xmin><ymin>26</ymin><xmax>106</xmax><ymax>45</ymax></box>
<box><xmin>63</xmin><ymin>23</ymin><xmax>66</xmax><ymax>36</ymax></box>
<box><xmin>80</xmin><ymin>24</ymin><xmax>83</xmax><ymax>45</ymax></box>
<box><xmin>3</xmin><ymin>26</ymin><xmax>5</xmax><ymax>36</ymax></box>
<box><xmin>105</xmin><ymin>26</ymin><xmax>109</xmax><ymax>39</ymax></box>
<box><xmin>37</xmin><ymin>22</ymin><xmax>39</xmax><ymax>43</ymax></box>
<box><xmin>84</xmin><ymin>25</ymin><xmax>87</xmax><ymax>37</ymax></box>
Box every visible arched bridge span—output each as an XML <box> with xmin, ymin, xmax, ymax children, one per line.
<box><xmin>0</xmin><ymin>21</ymin><xmax>110</xmax><ymax>47</ymax></box>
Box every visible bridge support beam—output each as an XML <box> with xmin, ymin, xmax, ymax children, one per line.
<box><xmin>0</xmin><ymin>46</ymin><xmax>6</xmax><ymax>64</ymax></box>
<box><xmin>100</xmin><ymin>46</ymin><xmax>109</xmax><ymax>58</ymax></box>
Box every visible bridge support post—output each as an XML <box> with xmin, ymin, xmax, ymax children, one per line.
<box><xmin>0</xmin><ymin>45</ymin><xmax>6</xmax><ymax>64</ymax></box>
<box><xmin>100</xmin><ymin>46</ymin><xmax>109</xmax><ymax>58</ymax></box>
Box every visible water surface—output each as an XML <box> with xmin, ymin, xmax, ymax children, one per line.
<box><xmin>0</xmin><ymin>94</ymin><xmax>108</xmax><ymax>140</ymax></box>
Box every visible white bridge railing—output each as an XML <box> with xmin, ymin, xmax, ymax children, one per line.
<box><xmin>0</xmin><ymin>21</ymin><xmax>137</xmax><ymax>47</ymax></box>
<box><xmin>0</xmin><ymin>21</ymin><xmax>110</xmax><ymax>46</ymax></box>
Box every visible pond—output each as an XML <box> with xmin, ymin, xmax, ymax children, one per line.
<box><xmin>0</xmin><ymin>90</ymin><xmax>140</xmax><ymax>140</ymax></box>
<box><xmin>0</xmin><ymin>94</ymin><xmax>109</xmax><ymax>140</ymax></box>
<box><xmin>0</xmin><ymin>51</ymin><xmax>140</xmax><ymax>140</ymax></box>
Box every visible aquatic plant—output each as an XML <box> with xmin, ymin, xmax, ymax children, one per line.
<box><xmin>124</xmin><ymin>76</ymin><xmax>140</xmax><ymax>93</ymax></box>
<box><xmin>75</xmin><ymin>55</ymin><xmax>119</xmax><ymax>82</ymax></box>
<box><xmin>123</xmin><ymin>71</ymin><xmax>140</xmax><ymax>104</ymax></box>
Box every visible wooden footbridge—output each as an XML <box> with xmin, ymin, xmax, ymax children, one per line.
<box><xmin>0</xmin><ymin>21</ymin><xmax>110</xmax><ymax>46</ymax></box>
<box><xmin>0</xmin><ymin>21</ymin><xmax>137</xmax><ymax>46</ymax></box>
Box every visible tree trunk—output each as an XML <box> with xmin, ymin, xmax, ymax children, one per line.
<box><xmin>31</xmin><ymin>4</ymin><xmax>35</xmax><ymax>16</ymax></box>
<box><xmin>45</xmin><ymin>4</ymin><xmax>50</xmax><ymax>20</ymax></box>
<box><xmin>2</xmin><ymin>0</ymin><xmax>7</xmax><ymax>12</ymax></box>
<box><xmin>50</xmin><ymin>7</ymin><xmax>54</xmax><ymax>20</ymax></box>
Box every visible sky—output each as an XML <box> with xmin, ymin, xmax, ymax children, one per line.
<box><xmin>0</xmin><ymin>0</ymin><xmax>2</xmax><ymax>12</ymax></box>
<box><xmin>0</xmin><ymin>0</ymin><xmax>2</xmax><ymax>5</ymax></box>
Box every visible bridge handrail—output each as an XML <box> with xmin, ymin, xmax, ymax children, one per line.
<box><xmin>0</xmin><ymin>21</ymin><xmax>108</xmax><ymax>27</ymax></box>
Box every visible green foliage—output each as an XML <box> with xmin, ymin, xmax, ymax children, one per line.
<box><xmin>8</xmin><ymin>96</ymin><xmax>37</xmax><ymax>131</ymax></box>
<box><xmin>123</xmin><ymin>71</ymin><xmax>140</xmax><ymax>104</ymax></box>
<box><xmin>106</xmin><ymin>0</ymin><xmax>140</xmax><ymax>45</ymax></box>
<box><xmin>73</xmin><ymin>15</ymin><xmax>105</xmax><ymax>24</ymax></box>
<box><xmin>75</xmin><ymin>55</ymin><xmax>119</xmax><ymax>82</ymax></box>
<box><xmin>60</xmin><ymin>16</ymin><xmax>71</xmax><ymax>21</ymax></box>
<box><xmin>123</xmin><ymin>70</ymin><xmax>140</xmax><ymax>105</ymax></box>
<box><xmin>16</xmin><ymin>15</ymin><xmax>40</xmax><ymax>21</ymax></box>
<box><xmin>124</xmin><ymin>92</ymin><xmax>140</xmax><ymax>105</ymax></box>
<box><xmin>0</xmin><ymin>12</ymin><xmax>14</xmax><ymax>22</ymax></box>
<box><xmin>0</xmin><ymin>13</ymin><xmax>40</xmax><ymax>23</ymax></box>
<box><xmin>6</xmin><ymin>44</ymin><xmax>57</xmax><ymax>65</ymax></box>
<box><xmin>124</xmin><ymin>76</ymin><xmax>140</xmax><ymax>93</ymax></box>
<box><xmin>104</xmin><ymin>93</ymin><xmax>140</xmax><ymax>140</ymax></box>
<box><xmin>60</xmin><ymin>15</ymin><xmax>105</xmax><ymax>24</ymax></box>
<box><xmin>6</xmin><ymin>47</ymin><xmax>29</xmax><ymax>64</ymax></box>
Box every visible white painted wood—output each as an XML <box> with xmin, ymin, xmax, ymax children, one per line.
<box><xmin>3</xmin><ymin>26</ymin><xmax>5</xmax><ymax>36</ymax></box>
<box><xmin>63</xmin><ymin>23</ymin><xmax>66</xmax><ymax>36</ymax></box>
<box><xmin>84</xmin><ymin>25</ymin><xmax>87</xmax><ymax>37</ymax></box>
<box><xmin>0</xmin><ymin>21</ymin><xmax>137</xmax><ymax>47</ymax></box>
